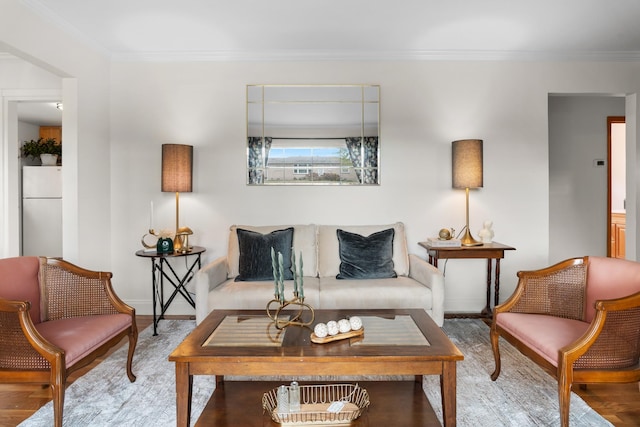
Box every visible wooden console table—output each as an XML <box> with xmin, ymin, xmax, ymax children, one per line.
<box><xmin>419</xmin><ymin>241</ymin><xmax>515</xmax><ymax>317</ymax></box>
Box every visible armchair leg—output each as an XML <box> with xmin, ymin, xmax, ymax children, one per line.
<box><xmin>558</xmin><ymin>361</ymin><xmax>573</xmax><ymax>427</ymax></box>
<box><xmin>490</xmin><ymin>325</ymin><xmax>501</xmax><ymax>381</ymax></box>
<box><xmin>126</xmin><ymin>326</ymin><xmax>138</xmax><ymax>382</ymax></box>
<box><xmin>51</xmin><ymin>371</ymin><xmax>65</xmax><ymax>427</ymax></box>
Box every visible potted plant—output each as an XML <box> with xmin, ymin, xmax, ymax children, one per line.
<box><xmin>21</xmin><ymin>138</ymin><xmax>62</xmax><ymax>165</ymax></box>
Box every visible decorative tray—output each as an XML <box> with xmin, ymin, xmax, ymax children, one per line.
<box><xmin>310</xmin><ymin>328</ymin><xmax>364</xmax><ymax>344</ymax></box>
<box><xmin>262</xmin><ymin>383</ymin><xmax>370</xmax><ymax>425</ymax></box>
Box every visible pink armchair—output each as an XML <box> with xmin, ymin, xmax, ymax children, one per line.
<box><xmin>0</xmin><ymin>256</ymin><xmax>137</xmax><ymax>427</ymax></box>
<box><xmin>490</xmin><ymin>256</ymin><xmax>640</xmax><ymax>427</ymax></box>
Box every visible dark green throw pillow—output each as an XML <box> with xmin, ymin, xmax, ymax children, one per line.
<box><xmin>336</xmin><ymin>228</ymin><xmax>397</xmax><ymax>279</ymax></box>
<box><xmin>235</xmin><ymin>227</ymin><xmax>294</xmax><ymax>281</ymax></box>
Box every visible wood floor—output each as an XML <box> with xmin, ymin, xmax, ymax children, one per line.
<box><xmin>0</xmin><ymin>315</ymin><xmax>638</xmax><ymax>427</ymax></box>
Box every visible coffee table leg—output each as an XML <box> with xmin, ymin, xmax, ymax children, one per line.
<box><xmin>175</xmin><ymin>362</ymin><xmax>192</xmax><ymax>427</ymax></box>
<box><xmin>440</xmin><ymin>361</ymin><xmax>457</xmax><ymax>427</ymax></box>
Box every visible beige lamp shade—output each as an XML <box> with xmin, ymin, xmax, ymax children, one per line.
<box><xmin>452</xmin><ymin>139</ymin><xmax>483</xmax><ymax>189</ymax></box>
<box><xmin>162</xmin><ymin>144</ymin><xmax>193</xmax><ymax>193</ymax></box>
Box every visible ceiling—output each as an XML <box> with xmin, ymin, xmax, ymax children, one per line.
<box><xmin>13</xmin><ymin>1</ymin><xmax>640</xmax><ymax>127</ymax></box>
<box><xmin>21</xmin><ymin>0</ymin><xmax>640</xmax><ymax>61</ymax></box>
<box><xmin>17</xmin><ymin>102</ymin><xmax>62</xmax><ymax>127</ymax></box>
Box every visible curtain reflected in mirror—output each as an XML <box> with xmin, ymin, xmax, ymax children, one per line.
<box><xmin>247</xmin><ymin>85</ymin><xmax>380</xmax><ymax>185</ymax></box>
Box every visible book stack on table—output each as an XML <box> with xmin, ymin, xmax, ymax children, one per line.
<box><xmin>426</xmin><ymin>237</ymin><xmax>462</xmax><ymax>248</ymax></box>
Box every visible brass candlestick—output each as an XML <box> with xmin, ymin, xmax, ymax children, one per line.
<box><xmin>267</xmin><ymin>248</ymin><xmax>313</xmax><ymax>329</ymax></box>
<box><xmin>266</xmin><ymin>294</ymin><xmax>315</xmax><ymax>330</ymax></box>
<box><xmin>141</xmin><ymin>229</ymin><xmax>159</xmax><ymax>249</ymax></box>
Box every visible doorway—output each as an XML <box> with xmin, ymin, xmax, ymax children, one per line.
<box><xmin>17</xmin><ymin>101</ymin><xmax>63</xmax><ymax>257</ymax></box>
<box><xmin>548</xmin><ymin>95</ymin><xmax>625</xmax><ymax>262</ymax></box>
<box><xmin>608</xmin><ymin>116</ymin><xmax>626</xmax><ymax>258</ymax></box>
<box><xmin>2</xmin><ymin>93</ymin><xmax>61</xmax><ymax>258</ymax></box>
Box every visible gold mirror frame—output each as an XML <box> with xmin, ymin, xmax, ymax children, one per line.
<box><xmin>247</xmin><ymin>84</ymin><xmax>380</xmax><ymax>185</ymax></box>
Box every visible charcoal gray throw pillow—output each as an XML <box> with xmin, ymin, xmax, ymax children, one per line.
<box><xmin>336</xmin><ymin>228</ymin><xmax>397</xmax><ymax>279</ymax></box>
<box><xmin>235</xmin><ymin>227</ymin><xmax>294</xmax><ymax>281</ymax></box>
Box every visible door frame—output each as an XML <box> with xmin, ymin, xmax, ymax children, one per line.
<box><xmin>1</xmin><ymin>89</ymin><xmax>61</xmax><ymax>257</ymax></box>
<box><xmin>607</xmin><ymin>115</ymin><xmax>625</xmax><ymax>257</ymax></box>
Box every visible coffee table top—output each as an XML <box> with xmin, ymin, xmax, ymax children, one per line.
<box><xmin>169</xmin><ymin>309</ymin><xmax>463</xmax><ymax>364</ymax></box>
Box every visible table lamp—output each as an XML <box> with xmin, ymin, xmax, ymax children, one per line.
<box><xmin>452</xmin><ymin>139</ymin><xmax>483</xmax><ymax>246</ymax></box>
<box><xmin>162</xmin><ymin>144</ymin><xmax>193</xmax><ymax>253</ymax></box>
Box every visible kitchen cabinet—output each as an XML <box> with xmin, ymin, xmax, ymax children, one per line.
<box><xmin>39</xmin><ymin>126</ymin><xmax>62</xmax><ymax>142</ymax></box>
<box><xmin>611</xmin><ymin>212</ymin><xmax>626</xmax><ymax>259</ymax></box>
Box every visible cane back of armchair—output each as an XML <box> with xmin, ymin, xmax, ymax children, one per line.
<box><xmin>41</xmin><ymin>257</ymin><xmax>123</xmax><ymax>321</ymax></box>
<box><xmin>504</xmin><ymin>257</ymin><xmax>587</xmax><ymax>320</ymax></box>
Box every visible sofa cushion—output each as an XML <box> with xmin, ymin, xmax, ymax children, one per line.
<box><xmin>585</xmin><ymin>256</ymin><xmax>640</xmax><ymax>322</ymax></box>
<box><xmin>496</xmin><ymin>312</ymin><xmax>590</xmax><ymax>367</ymax></box>
<box><xmin>336</xmin><ymin>228</ymin><xmax>397</xmax><ymax>279</ymax></box>
<box><xmin>209</xmin><ymin>277</ymin><xmax>321</xmax><ymax>311</ymax></box>
<box><xmin>0</xmin><ymin>256</ymin><xmax>42</xmax><ymax>324</ymax></box>
<box><xmin>36</xmin><ymin>313</ymin><xmax>132</xmax><ymax>368</ymax></box>
<box><xmin>317</xmin><ymin>223</ymin><xmax>410</xmax><ymax>278</ymax></box>
<box><xmin>228</xmin><ymin>225</ymin><xmax>318</xmax><ymax>279</ymax></box>
<box><xmin>235</xmin><ymin>227</ymin><xmax>294</xmax><ymax>281</ymax></box>
<box><xmin>319</xmin><ymin>276</ymin><xmax>432</xmax><ymax>310</ymax></box>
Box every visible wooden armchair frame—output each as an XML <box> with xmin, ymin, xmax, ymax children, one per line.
<box><xmin>490</xmin><ymin>257</ymin><xmax>640</xmax><ymax>427</ymax></box>
<box><xmin>0</xmin><ymin>257</ymin><xmax>137</xmax><ymax>427</ymax></box>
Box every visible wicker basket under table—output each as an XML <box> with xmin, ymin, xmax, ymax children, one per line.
<box><xmin>263</xmin><ymin>383</ymin><xmax>370</xmax><ymax>425</ymax></box>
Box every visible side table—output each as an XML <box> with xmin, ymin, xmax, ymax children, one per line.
<box><xmin>418</xmin><ymin>241</ymin><xmax>515</xmax><ymax>317</ymax></box>
<box><xmin>135</xmin><ymin>246</ymin><xmax>206</xmax><ymax>335</ymax></box>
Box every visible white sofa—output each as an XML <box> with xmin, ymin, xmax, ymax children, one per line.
<box><xmin>191</xmin><ymin>222</ymin><xmax>445</xmax><ymax>326</ymax></box>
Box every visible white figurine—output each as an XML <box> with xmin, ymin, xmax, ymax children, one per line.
<box><xmin>478</xmin><ymin>220</ymin><xmax>494</xmax><ymax>243</ymax></box>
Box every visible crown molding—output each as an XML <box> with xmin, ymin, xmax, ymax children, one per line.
<box><xmin>0</xmin><ymin>52</ymin><xmax>18</xmax><ymax>60</ymax></box>
<box><xmin>110</xmin><ymin>48</ymin><xmax>640</xmax><ymax>62</ymax></box>
<box><xmin>16</xmin><ymin>0</ymin><xmax>640</xmax><ymax>63</ymax></box>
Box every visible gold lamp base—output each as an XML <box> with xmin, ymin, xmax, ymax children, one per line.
<box><xmin>460</xmin><ymin>187</ymin><xmax>483</xmax><ymax>247</ymax></box>
<box><xmin>460</xmin><ymin>227</ymin><xmax>483</xmax><ymax>247</ymax></box>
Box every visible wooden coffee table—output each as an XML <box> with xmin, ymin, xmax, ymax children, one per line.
<box><xmin>169</xmin><ymin>308</ymin><xmax>463</xmax><ymax>426</ymax></box>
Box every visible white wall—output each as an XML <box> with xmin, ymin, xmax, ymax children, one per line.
<box><xmin>548</xmin><ymin>96</ymin><xmax>625</xmax><ymax>262</ymax></box>
<box><xmin>0</xmin><ymin>1</ymin><xmax>112</xmax><ymax>269</ymax></box>
<box><xmin>3</xmin><ymin>3</ymin><xmax>640</xmax><ymax>315</ymax></box>
<box><xmin>18</xmin><ymin>120</ymin><xmax>39</xmax><ymax>149</ymax></box>
<box><xmin>110</xmin><ymin>61</ymin><xmax>640</xmax><ymax>315</ymax></box>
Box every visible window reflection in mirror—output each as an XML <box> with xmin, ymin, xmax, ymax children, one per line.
<box><xmin>247</xmin><ymin>85</ymin><xmax>380</xmax><ymax>185</ymax></box>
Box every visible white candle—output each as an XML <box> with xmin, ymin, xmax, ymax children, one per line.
<box><xmin>150</xmin><ymin>201</ymin><xmax>154</xmax><ymax>230</ymax></box>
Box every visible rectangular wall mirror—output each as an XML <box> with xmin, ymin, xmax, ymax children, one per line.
<box><xmin>247</xmin><ymin>84</ymin><xmax>380</xmax><ymax>185</ymax></box>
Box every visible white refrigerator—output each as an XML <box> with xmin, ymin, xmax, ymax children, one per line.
<box><xmin>22</xmin><ymin>166</ymin><xmax>62</xmax><ymax>257</ymax></box>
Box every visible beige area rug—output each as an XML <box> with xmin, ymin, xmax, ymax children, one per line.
<box><xmin>19</xmin><ymin>319</ymin><xmax>612</xmax><ymax>426</ymax></box>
